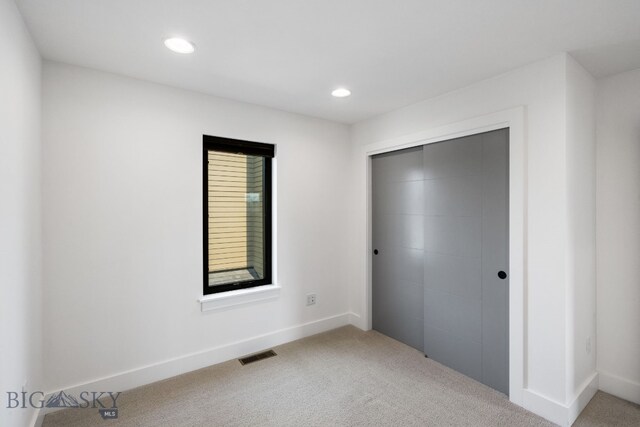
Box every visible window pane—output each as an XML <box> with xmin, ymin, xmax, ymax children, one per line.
<box><xmin>207</xmin><ymin>151</ymin><xmax>265</xmax><ymax>287</ymax></box>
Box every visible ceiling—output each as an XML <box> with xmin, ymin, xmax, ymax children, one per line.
<box><xmin>17</xmin><ymin>0</ymin><xmax>640</xmax><ymax>124</ymax></box>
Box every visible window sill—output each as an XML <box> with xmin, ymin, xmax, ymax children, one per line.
<box><xmin>199</xmin><ymin>284</ymin><xmax>281</xmax><ymax>312</ymax></box>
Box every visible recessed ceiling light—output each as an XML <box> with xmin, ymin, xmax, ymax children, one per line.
<box><xmin>164</xmin><ymin>37</ymin><xmax>195</xmax><ymax>54</ymax></box>
<box><xmin>331</xmin><ymin>88</ymin><xmax>351</xmax><ymax>98</ymax></box>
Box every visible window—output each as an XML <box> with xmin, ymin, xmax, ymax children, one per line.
<box><xmin>203</xmin><ymin>135</ymin><xmax>274</xmax><ymax>295</ymax></box>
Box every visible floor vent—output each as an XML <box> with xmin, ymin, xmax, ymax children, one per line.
<box><xmin>239</xmin><ymin>350</ymin><xmax>277</xmax><ymax>365</ymax></box>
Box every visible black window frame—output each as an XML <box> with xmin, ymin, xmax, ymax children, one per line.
<box><xmin>203</xmin><ymin>135</ymin><xmax>274</xmax><ymax>295</ymax></box>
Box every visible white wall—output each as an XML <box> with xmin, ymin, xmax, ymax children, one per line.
<box><xmin>348</xmin><ymin>54</ymin><xmax>597</xmax><ymax>425</ymax></box>
<box><xmin>41</xmin><ymin>62</ymin><xmax>351</xmax><ymax>393</ymax></box>
<box><xmin>0</xmin><ymin>0</ymin><xmax>42</xmax><ymax>426</ymax></box>
<box><xmin>565</xmin><ymin>55</ymin><xmax>598</xmax><ymax>414</ymax></box>
<box><xmin>596</xmin><ymin>68</ymin><xmax>640</xmax><ymax>404</ymax></box>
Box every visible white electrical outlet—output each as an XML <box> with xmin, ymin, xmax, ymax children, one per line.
<box><xmin>306</xmin><ymin>294</ymin><xmax>316</xmax><ymax>306</ymax></box>
<box><xmin>586</xmin><ymin>336</ymin><xmax>592</xmax><ymax>354</ymax></box>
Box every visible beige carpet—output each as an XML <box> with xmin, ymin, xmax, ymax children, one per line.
<box><xmin>573</xmin><ymin>391</ymin><xmax>640</xmax><ymax>426</ymax></box>
<box><xmin>42</xmin><ymin>326</ymin><xmax>636</xmax><ymax>426</ymax></box>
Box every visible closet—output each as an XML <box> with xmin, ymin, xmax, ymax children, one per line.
<box><xmin>372</xmin><ymin>128</ymin><xmax>509</xmax><ymax>395</ymax></box>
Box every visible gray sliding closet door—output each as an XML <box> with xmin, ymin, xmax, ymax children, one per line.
<box><xmin>423</xmin><ymin>129</ymin><xmax>509</xmax><ymax>395</ymax></box>
<box><xmin>371</xmin><ymin>129</ymin><xmax>509</xmax><ymax>395</ymax></box>
<box><xmin>372</xmin><ymin>146</ymin><xmax>425</xmax><ymax>351</ymax></box>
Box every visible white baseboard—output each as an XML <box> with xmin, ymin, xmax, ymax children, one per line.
<box><xmin>31</xmin><ymin>408</ymin><xmax>43</xmax><ymax>427</ymax></box>
<box><xmin>522</xmin><ymin>372</ymin><xmax>598</xmax><ymax>427</ymax></box>
<box><xmin>348</xmin><ymin>312</ymin><xmax>366</xmax><ymax>329</ymax></box>
<box><xmin>37</xmin><ymin>312</ymin><xmax>352</xmax><ymax>421</ymax></box>
<box><xmin>598</xmin><ymin>370</ymin><xmax>640</xmax><ymax>405</ymax></box>
<box><xmin>568</xmin><ymin>372</ymin><xmax>599</xmax><ymax>425</ymax></box>
<box><xmin>522</xmin><ymin>389</ymin><xmax>568</xmax><ymax>426</ymax></box>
